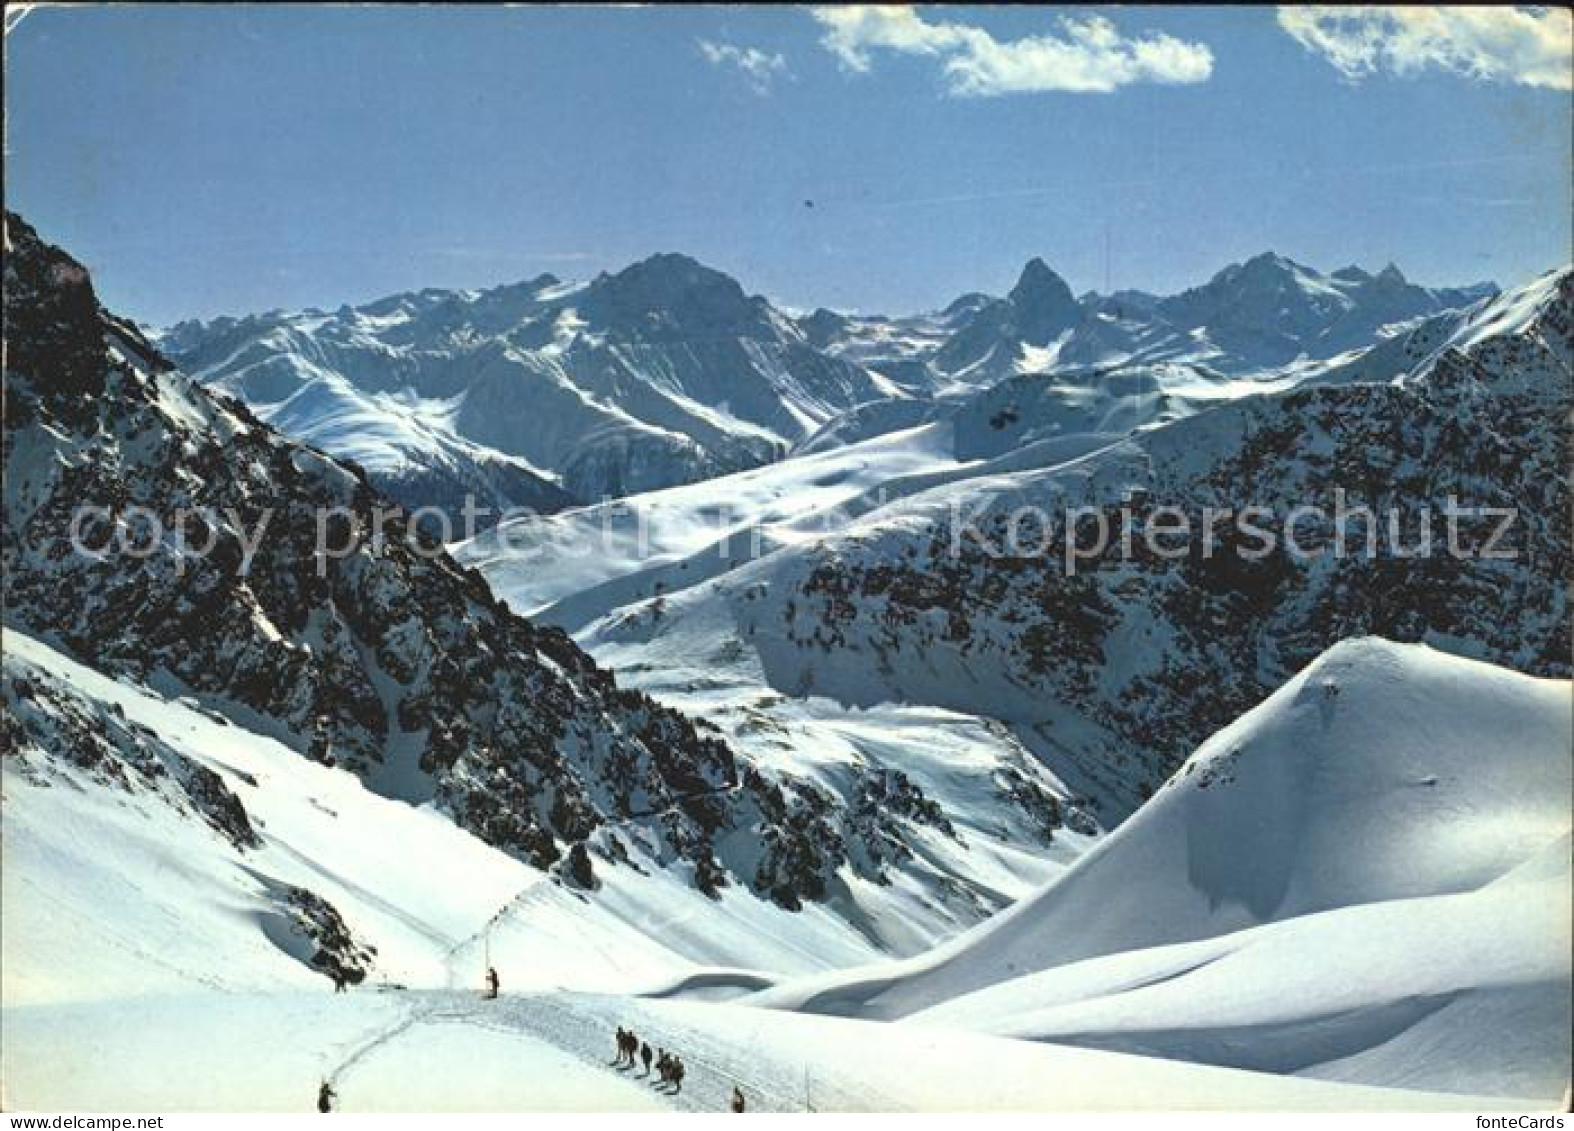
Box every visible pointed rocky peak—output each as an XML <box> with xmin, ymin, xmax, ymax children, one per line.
<box><xmin>1375</xmin><ymin>262</ymin><xmax>1408</xmax><ymax>288</ymax></box>
<box><xmin>1008</xmin><ymin>257</ymin><xmax>1080</xmax><ymax>346</ymax></box>
<box><xmin>1009</xmin><ymin>257</ymin><xmax>1072</xmax><ymax>306</ymax></box>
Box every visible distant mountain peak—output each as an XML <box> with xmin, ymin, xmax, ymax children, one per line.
<box><xmin>1008</xmin><ymin>257</ymin><xmax>1079</xmax><ymax>346</ymax></box>
<box><xmin>941</xmin><ymin>291</ymin><xmax>994</xmax><ymax>319</ymax></box>
<box><xmin>1375</xmin><ymin>262</ymin><xmax>1407</xmax><ymax>287</ymax></box>
<box><xmin>1234</xmin><ymin>250</ymin><xmax>1307</xmax><ymax>280</ymax></box>
<box><xmin>587</xmin><ymin>251</ymin><xmax>756</xmax><ymax>330</ymax></box>
<box><xmin>1010</xmin><ymin>257</ymin><xmax>1069</xmax><ymax>301</ymax></box>
<box><xmin>616</xmin><ymin>250</ymin><xmax>730</xmax><ymax>284</ymax></box>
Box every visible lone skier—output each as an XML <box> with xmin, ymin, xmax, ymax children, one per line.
<box><xmin>317</xmin><ymin>1080</ymin><xmax>336</xmax><ymax>1113</ymax></box>
<box><xmin>731</xmin><ymin>1085</ymin><xmax>746</xmax><ymax>1113</ymax></box>
<box><xmin>485</xmin><ymin>966</ymin><xmax>500</xmax><ymax>1000</ymax></box>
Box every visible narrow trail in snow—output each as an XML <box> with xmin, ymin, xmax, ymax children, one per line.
<box><xmin>319</xmin><ymin>773</ymin><xmax>861</xmax><ymax>1110</ymax></box>
<box><xmin>325</xmin><ymin>995</ymin><xmax>440</xmax><ymax>1091</ymax></box>
<box><xmin>317</xmin><ymin>989</ymin><xmax>880</xmax><ymax>1112</ymax></box>
<box><xmin>434</xmin><ymin>780</ymin><xmax>744</xmax><ymax>991</ymax></box>
<box><xmin>439</xmin><ymin>877</ymin><xmax>548</xmax><ymax>990</ymax></box>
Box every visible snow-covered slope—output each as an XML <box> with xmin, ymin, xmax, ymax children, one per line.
<box><xmin>916</xmin><ymin>839</ymin><xmax>1571</xmax><ymax>1099</ymax></box>
<box><xmin>231</xmin><ymin>368</ymin><xmax>574</xmax><ymax>524</ymax></box>
<box><xmin>5</xmin><ymin>985</ymin><xmax>1520</xmax><ymax>1112</ymax></box>
<box><xmin>0</xmin><ymin>628</ymin><xmax>901</xmax><ymax>1004</ymax></box>
<box><xmin>3</xmin><ymin>211</ymin><xmax>997</xmax><ymax>927</ymax></box>
<box><xmin>457</xmin><ymin>419</ymin><xmax>963</xmax><ymax>617</ymax></box>
<box><xmin>755</xmin><ymin>640</ymin><xmax>1572</xmax><ymax>1100</ymax></box>
<box><xmin>1293</xmin><ymin>265</ymin><xmax>1572</xmax><ymax>393</ymax></box>
<box><xmin>4</xmin><ymin>632</ymin><xmax>1558</xmax><ymax>1111</ymax></box>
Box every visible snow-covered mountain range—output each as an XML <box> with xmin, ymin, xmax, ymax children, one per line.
<box><xmin>466</xmin><ymin>264</ymin><xmax>1570</xmax><ymax>823</ymax></box>
<box><xmin>4</xmin><ymin>211</ymin><xmax>1568</xmax><ymax>1110</ymax></box>
<box><xmin>159</xmin><ymin>248</ymin><xmax>1496</xmax><ymax>519</ymax></box>
<box><xmin>160</xmin><ymin>254</ymin><xmax>900</xmax><ymax>514</ymax></box>
<box><xmin>800</xmin><ymin>251</ymin><xmax>1495</xmax><ymax>388</ymax></box>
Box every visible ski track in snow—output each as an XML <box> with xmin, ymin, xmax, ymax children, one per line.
<box><xmin>329</xmin><ymin>990</ymin><xmax>872</xmax><ymax>1112</ymax></box>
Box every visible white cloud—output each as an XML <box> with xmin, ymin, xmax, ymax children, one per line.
<box><xmin>1277</xmin><ymin>6</ymin><xmax>1573</xmax><ymax>90</ymax></box>
<box><xmin>697</xmin><ymin>38</ymin><xmax>790</xmax><ymax>95</ymax></box>
<box><xmin>809</xmin><ymin>6</ymin><xmax>1213</xmax><ymax>95</ymax></box>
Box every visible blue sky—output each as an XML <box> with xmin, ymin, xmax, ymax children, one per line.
<box><xmin>6</xmin><ymin>5</ymin><xmax>1571</xmax><ymax>325</ymax></box>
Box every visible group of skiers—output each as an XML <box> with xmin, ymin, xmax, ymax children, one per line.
<box><xmin>612</xmin><ymin>1026</ymin><xmax>721</xmax><ymax>1103</ymax></box>
<box><xmin>614</xmin><ymin>1026</ymin><xmax>684</xmax><ymax>1091</ymax></box>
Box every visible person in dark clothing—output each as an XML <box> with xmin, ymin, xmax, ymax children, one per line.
<box><xmin>317</xmin><ymin>1080</ymin><xmax>336</xmax><ymax>1113</ymax></box>
<box><xmin>484</xmin><ymin>966</ymin><xmax>500</xmax><ymax>999</ymax></box>
<box><xmin>731</xmin><ymin>1085</ymin><xmax>745</xmax><ymax>1112</ymax></box>
<box><xmin>656</xmin><ymin>1051</ymin><xmax>670</xmax><ymax>1085</ymax></box>
<box><xmin>640</xmin><ymin>1042</ymin><xmax>653</xmax><ymax>1076</ymax></box>
<box><xmin>671</xmin><ymin>1057</ymin><xmax>685</xmax><ymax>1094</ymax></box>
<box><xmin>614</xmin><ymin>1027</ymin><xmax>626</xmax><ymax>1065</ymax></box>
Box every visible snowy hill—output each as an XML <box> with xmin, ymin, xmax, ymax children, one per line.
<box><xmin>217</xmin><ymin>367</ymin><xmax>574</xmax><ymax>524</ymax></box>
<box><xmin>0</xmin><ymin>628</ymin><xmax>898</xmax><ymax>1003</ymax></box>
<box><xmin>4</xmin><ymin>630</ymin><xmax>1559</xmax><ymax>1110</ymax></box>
<box><xmin>161</xmin><ymin>254</ymin><xmax>898</xmax><ymax>505</ymax></box>
<box><xmin>756</xmin><ymin>640</ymin><xmax>1572</xmax><ymax>1100</ymax></box>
